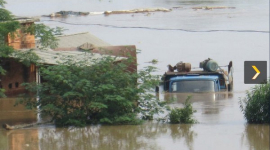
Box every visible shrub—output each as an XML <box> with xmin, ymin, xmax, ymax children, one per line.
<box><xmin>239</xmin><ymin>80</ymin><xmax>270</xmax><ymax>124</ymax></box>
<box><xmin>17</xmin><ymin>54</ymin><xmax>164</xmax><ymax>126</ymax></box>
<box><xmin>169</xmin><ymin>96</ymin><xmax>197</xmax><ymax>124</ymax></box>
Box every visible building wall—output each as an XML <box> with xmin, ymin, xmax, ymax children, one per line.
<box><xmin>6</xmin><ymin>22</ymin><xmax>36</xmax><ymax>50</ymax></box>
<box><xmin>2</xmin><ymin>21</ymin><xmax>36</xmax><ymax>97</ymax></box>
<box><xmin>0</xmin><ymin>58</ymin><xmax>36</xmax><ymax>97</ymax></box>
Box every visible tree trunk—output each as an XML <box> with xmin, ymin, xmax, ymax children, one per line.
<box><xmin>2</xmin><ymin>121</ymin><xmax>51</xmax><ymax>130</ymax></box>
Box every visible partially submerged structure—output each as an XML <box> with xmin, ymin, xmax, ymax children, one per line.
<box><xmin>1</xmin><ymin>18</ymin><xmax>137</xmax><ymax>97</ymax></box>
<box><xmin>43</xmin><ymin>8</ymin><xmax>172</xmax><ymax>17</ymax></box>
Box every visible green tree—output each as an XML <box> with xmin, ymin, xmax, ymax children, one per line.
<box><xmin>18</xmin><ymin>55</ymin><xmax>165</xmax><ymax>126</ymax></box>
<box><xmin>240</xmin><ymin>80</ymin><xmax>270</xmax><ymax>124</ymax></box>
<box><xmin>0</xmin><ymin>0</ymin><xmax>20</xmax><ymax>75</ymax></box>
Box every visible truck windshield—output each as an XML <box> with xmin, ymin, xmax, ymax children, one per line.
<box><xmin>171</xmin><ymin>80</ymin><xmax>215</xmax><ymax>93</ymax></box>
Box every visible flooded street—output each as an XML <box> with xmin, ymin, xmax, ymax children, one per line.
<box><xmin>1</xmin><ymin>0</ymin><xmax>269</xmax><ymax>150</ymax></box>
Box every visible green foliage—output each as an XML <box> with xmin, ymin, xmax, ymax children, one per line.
<box><xmin>169</xmin><ymin>96</ymin><xmax>197</xmax><ymax>124</ymax></box>
<box><xmin>239</xmin><ymin>80</ymin><xmax>270</xmax><ymax>124</ymax></box>
<box><xmin>0</xmin><ymin>9</ymin><xmax>12</xmax><ymax>21</ymax></box>
<box><xmin>0</xmin><ymin>0</ymin><xmax>20</xmax><ymax>97</ymax></box>
<box><xmin>24</xmin><ymin>24</ymin><xmax>64</xmax><ymax>49</ymax></box>
<box><xmin>12</xmin><ymin>49</ymin><xmax>40</xmax><ymax>66</ymax></box>
<box><xmin>0</xmin><ymin>0</ymin><xmax>6</xmax><ymax>8</ymax></box>
<box><xmin>18</xmin><ymin>55</ymin><xmax>163</xmax><ymax>126</ymax></box>
<box><xmin>0</xmin><ymin>88</ymin><xmax>5</xmax><ymax>97</ymax></box>
<box><xmin>0</xmin><ymin>45</ymin><xmax>14</xmax><ymax>75</ymax></box>
<box><xmin>136</xmin><ymin>65</ymin><xmax>167</xmax><ymax>120</ymax></box>
<box><xmin>0</xmin><ymin>0</ymin><xmax>12</xmax><ymax>21</ymax></box>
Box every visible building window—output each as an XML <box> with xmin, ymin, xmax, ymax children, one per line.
<box><xmin>8</xmin><ymin>83</ymin><xmax>12</xmax><ymax>89</ymax></box>
<box><xmin>15</xmin><ymin>82</ymin><xmax>19</xmax><ymax>88</ymax></box>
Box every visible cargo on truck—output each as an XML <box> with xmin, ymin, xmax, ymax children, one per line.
<box><xmin>158</xmin><ymin>58</ymin><xmax>233</xmax><ymax>93</ymax></box>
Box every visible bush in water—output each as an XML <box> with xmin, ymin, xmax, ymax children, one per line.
<box><xmin>17</xmin><ymin>55</ymin><xmax>165</xmax><ymax>126</ymax></box>
<box><xmin>240</xmin><ymin>79</ymin><xmax>270</xmax><ymax>124</ymax></box>
<box><xmin>169</xmin><ymin>96</ymin><xmax>197</xmax><ymax>124</ymax></box>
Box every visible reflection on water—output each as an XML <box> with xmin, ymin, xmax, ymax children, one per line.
<box><xmin>0</xmin><ymin>90</ymin><xmax>268</xmax><ymax>150</ymax></box>
<box><xmin>0</xmin><ymin>128</ymin><xmax>39</xmax><ymax>150</ymax></box>
<box><xmin>242</xmin><ymin>124</ymin><xmax>270</xmax><ymax>150</ymax></box>
<box><xmin>169</xmin><ymin>124</ymin><xmax>197</xmax><ymax>150</ymax></box>
<box><xmin>0</xmin><ymin>123</ymin><xmax>269</xmax><ymax>150</ymax></box>
<box><xmin>163</xmin><ymin>92</ymin><xmax>233</xmax><ymax>116</ymax></box>
<box><xmin>37</xmin><ymin>122</ymin><xmax>195</xmax><ymax>150</ymax></box>
<box><xmin>163</xmin><ymin>92</ymin><xmax>233</xmax><ymax>103</ymax></box>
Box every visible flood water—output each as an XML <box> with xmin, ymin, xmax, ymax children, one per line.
<box><xmin>1</xmin><ymin>0</ymin><xmax>269</xmax><ymax>150</ymax></box>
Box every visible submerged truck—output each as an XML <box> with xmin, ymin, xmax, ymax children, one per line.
<box><xmin>160</xmin><ymin>58</ymin><xmax>233</xmax><ymax>93</ymax></box>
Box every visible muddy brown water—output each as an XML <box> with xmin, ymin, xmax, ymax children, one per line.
<box><xmin>1</xmin><ymin>0</ymin><xmax>269</xmax><ymax>150</ymax></box>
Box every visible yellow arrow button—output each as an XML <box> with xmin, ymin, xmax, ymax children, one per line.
<box><xmin>252</xmin><ymin>65</ymin><xmax>260</xmax><ymax>79</ymax></box>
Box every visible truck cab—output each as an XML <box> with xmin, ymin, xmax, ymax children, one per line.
<box><xmin>169</xmin><ymin>76</ymin><xmax>220</xmax><ymax>93</ymax></box>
